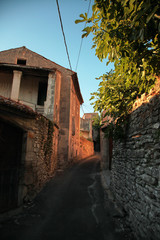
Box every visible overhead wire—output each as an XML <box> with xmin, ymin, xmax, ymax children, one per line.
<box><xmin>56</xmin><ymin>0</ymin><xmax>92</xmax><ymax>116</ymax></box>
<box><xmin>75</xmin><ymin>0</ymin><xmax>92</xmax><ymax>72</ymax></box>
<box><xmin>56</xmin><ymin>0</ymin><xmax>72</xmax><ymax>70</ymax></box>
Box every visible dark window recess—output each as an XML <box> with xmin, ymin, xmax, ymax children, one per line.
<box><xmin>17</xmin><ymin>59</ymin><xmax>26</xmax><ymax>65</ymax></box>
<box><xmin>37</xmin><ymin>82</ymin><xmax>47</xmax><ymax>106</ymax></box>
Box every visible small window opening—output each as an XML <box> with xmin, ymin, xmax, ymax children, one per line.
<box><xmin>17</xmin><ymin>59</ymin><xmax>26</xmax><ymax>65</ymax></box>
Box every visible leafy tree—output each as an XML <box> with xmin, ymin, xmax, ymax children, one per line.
<box><xmin>76</xmin><ymin>0</ymin><xmax>160</xmax><ymax>138</ymax></box>
<box><xmin>92</xmin><ymin>114</ymin><xmax>101</xmax><ymax>129</ymax></box>
<box><xmin>76</xmin><ymin>0</ymin><xmax>160</xmax><ymax>70</ymax></box>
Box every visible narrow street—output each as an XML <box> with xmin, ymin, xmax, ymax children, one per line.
<box><xmin>0</xmin><ymin>155</ymin><xmax>132</xmax><ymax>240</ymax></box>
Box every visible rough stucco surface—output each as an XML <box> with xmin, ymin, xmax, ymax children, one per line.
<box><xmin>110</xmin><ymin>91</ymin><xmax>160</xmax><ymax>240</ymax></box>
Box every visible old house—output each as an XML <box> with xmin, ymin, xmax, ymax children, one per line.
<box><xmin>80</xmin><ymin>113</ymin><xmax>100</xmax><ymax>152</ymax></box>
<box><xmin>0</xmin><ymin>46</ymin><xmax>83</xmax><ymax>214</ymax></box>
<box><xmin>79</xmin><ymin>113</ymin><xmax>100</xmax><ymax>159</ymax></box>
<box><xmin>80</xmin><ymin>113</ymin><xmax>98</xmax><ymax>139</ymax></box>
<box><xmin>80</xmin><ymin>117</ymin><xmax>92</xmax><ymax>140</ymax></box>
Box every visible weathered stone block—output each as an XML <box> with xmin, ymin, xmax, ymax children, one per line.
<box><xmin>141</xmin><ymin>174</ymin><xmax>158</xmax><ymax>186</ymax></box>
<box><xmin>154</xmin><ymin>151</ymin><xmax>160</xmax><ymax>159</ymax></box>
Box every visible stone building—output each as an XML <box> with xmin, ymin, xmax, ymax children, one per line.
<box><xmin>0</xmin><ymin>46</ymin><xmax>83</xmax><ymax>214</ymax></box>
<box><xmin>82</xmin><ymin>113</ymin><xmax>98</xmax><ymax>120</ymax></box>
<box><xmin>79</xmin><ymin>113</ymin><xmax>95</xmax><ymax>159</ymax></box>
<box><xmin>80</xmin><ymin>113</ymin><xmax>98</xmax><ymax>140</ymax></box>
<box><xmin>80</xmin><ymin>117</ymin><xmax>92</xmax><ymax>140</ymax></box>
<box><xmin>80</xmin><ymin>113</ymin><xmax>100</xmax><ymax>152</ymax></box>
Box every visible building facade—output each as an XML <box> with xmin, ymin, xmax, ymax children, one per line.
<box><xmin>0</xmin><ymin>46</ymin><xmax>83</xmax><ymax>213</ymax></box>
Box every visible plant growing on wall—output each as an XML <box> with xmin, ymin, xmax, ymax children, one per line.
<box><xmin>76</xmin><ymin>0</ymin><xmax>160</xmax><ymax>138</ymax></box>
<box><xmin>92</xmin><ymin>114</ymin><xmax>101</xmax><ymax>145</ymax></box>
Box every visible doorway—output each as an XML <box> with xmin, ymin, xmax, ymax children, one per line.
<box><xmin>0</xmin><ymin>119</ymin><xmax>23</xmax><ymax>213</ymax></box>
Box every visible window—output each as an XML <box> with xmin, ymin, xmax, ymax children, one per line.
<box><xmin>17</xmin><ymin>59</ymin><xmax>26</xmax><ymax>65</ymax></box>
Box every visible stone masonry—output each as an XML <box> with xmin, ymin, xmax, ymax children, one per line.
<box><xmin>24</xmin><ymin>115</ymin><xmax>57</xmax><ymax>202</ymax></box>
<box><xmin>110</xmin><ymin>79</ymin><xmax>160</xmax><ymax>239</ymax></box>
<box><xmin>0</xmin><ymin>98</ymin><xmax>58</xmax><ymax>207</ymax></box>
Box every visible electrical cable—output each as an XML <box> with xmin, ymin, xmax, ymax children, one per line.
<box><xmin>75</xmin><ymin>0</ymin><xmax>91</xmax><ymax>72</ymax></box>
<box><xmin>56</xmin><ymin>0</ymin><xmax>72</xmax><ymax>70</ymax></box>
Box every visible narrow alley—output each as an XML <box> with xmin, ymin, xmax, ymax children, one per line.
<box><xmin>0</xmin><ymin>155</ymin><xmax>133</xmax><ymax>240</ymax></box>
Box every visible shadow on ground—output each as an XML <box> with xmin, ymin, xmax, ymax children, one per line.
<box><xmin>0</xmin><ymin>155</ymin><xmax>135</xmax><ymax>240</ymax></box>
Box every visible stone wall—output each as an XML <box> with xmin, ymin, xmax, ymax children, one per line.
<box><xmin>23</xmin><ymin>115</ymin><xmax>58</xmax><ymax>202</ymax></box>
<box><xmin>0</xmin><ymin>104</ymin><xmax>58</xmax><ymax>208</ymax></box>
<box><xmin>110</xmin><ymin>85</ymin><xmax>160</xmax><ymax>239</ymax></box>
<box><xmin>79</xmin><ymin>136</ymin><xmax>94</xmax><ymax>159</ymax></box>
<box><xmin>0</xmin><ymin>47</ymin><xmax>83</xmax><ymax>167</ymax></box>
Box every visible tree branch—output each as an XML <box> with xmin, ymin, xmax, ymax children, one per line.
<box><xmin>154</xmin><ymin>14</ymin><xmax>160</xmax><ymax>20</ymax></box>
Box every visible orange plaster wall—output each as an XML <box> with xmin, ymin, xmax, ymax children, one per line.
<box><xmin>68</xmin><ymin>76</ymin><xmax>81</xmax><ymax>162</ymax></box>
<box><xmin>79</xmin><ymin>136</ymin><xmax>94</xmax><ymax>160</ymax></box>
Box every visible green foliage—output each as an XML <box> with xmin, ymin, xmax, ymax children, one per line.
<box><xmin>90</xmin><ymin>62</ymin><xmax>155</xmax><ymax>139</ymax></box>
<box><xmin>92</xmin><ymin>115</ymin><xmax>101</xmax><ymax>143</ymax></box>
<box><xmin>90</xmin><ymin>60</ymin><xmax>155</xmax><ymax>118</ymax></box>
<box><xmin>76</xmin><ymin>0</ymin><xmax>160</xmax><ymax>70</ymax></box>
<box><xmin>92</xmin><ymin>114</ymin><xmax>101</xmax><ymax>129</ymax></box>
<box><xmin>103</xmin><ymin>122</ymin><xmax>125</xmax><ymax>140</ymax></box>
<box><xmin>76</xmin><ymin>0</ymin><xmax>160</xmax><ymax>139</ymax></box>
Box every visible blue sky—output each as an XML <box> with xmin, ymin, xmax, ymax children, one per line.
<box><xmin>0</xmin><ymin>0</ymin><xmax>113</xmax><ymax>116</ymax></box>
